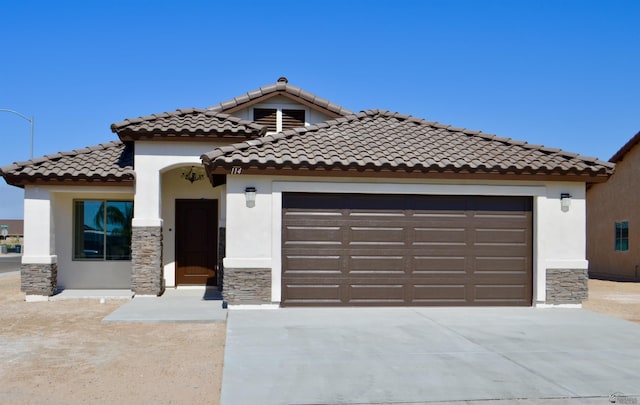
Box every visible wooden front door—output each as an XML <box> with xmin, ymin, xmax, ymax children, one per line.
<box><xmin>176</xmin><ymin>199</ymin><xmax>218</xmax><ymax>286</ymax></box>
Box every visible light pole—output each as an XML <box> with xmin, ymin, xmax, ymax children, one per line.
<box><xmin>0</xmin><ymin>108</ymin><xmax>34</xmax><ymax>159</ymax></box>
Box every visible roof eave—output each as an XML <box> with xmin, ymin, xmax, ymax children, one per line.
<box><xmin>202</xmin><ymin>162</ymin><xmax>612</xmax><ymax>184</ymax></box>
<box><xmin>610</xmin><ymin>130</ymin><xmax>640</xmax><ymax>163</ymax></box>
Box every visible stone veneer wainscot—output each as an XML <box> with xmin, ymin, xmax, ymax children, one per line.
<box><xmin>546</xmin><ymin>268</ymin><xmax>588</xmax><ymax>304</ymax></box>
<box><xmin>131</xmin><ymin>226</ymin><xmax>164</xmax><ymax>296</ymax></box>
<box><xmin>21</xmin><ymin>263</ymin><xmax>58</xmax><ymax>296</ymax></box>
<box><xmin>222</xmin><ymin>267</ymin><xmax>271</xmax><ymax>304</ymax></box>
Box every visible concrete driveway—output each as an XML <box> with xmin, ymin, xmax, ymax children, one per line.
<box><xmin>221</xmin><ymin>307</ymin><xmax>640</xmax><ymax>405</ymax></box>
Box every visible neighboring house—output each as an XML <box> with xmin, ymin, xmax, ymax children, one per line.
<box><xmin>0</xmin><ymin>77</ymin><xmax>614</xmax><ymax>306</ymax></box>
<box><xmin>587</xmin><ymin>131</ymin><xmax>640</xmax><ymax>281</ymax></box>
<box><xmin>0</xmin><ymin>219</ymin><xmax>24</xmax><ymax>239</ymax></box>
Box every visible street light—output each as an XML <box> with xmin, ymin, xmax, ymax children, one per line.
<box><xmin>0</xmin><ymin>108</ymin><xmax>34</xmax><ymax>159</ymax></box>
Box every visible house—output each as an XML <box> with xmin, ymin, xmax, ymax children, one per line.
<box><xmin>0</xmin><ymin>77</ymin><xmax>614</xmax><ymax>306</ymax></box>
<box><xmin>587</xmin><ymin>131</ymin><xmax>640</xmax><ymax>281</ymax></box>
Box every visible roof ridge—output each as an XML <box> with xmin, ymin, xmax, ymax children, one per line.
<box><xmin>205</xmin><ymin>78</ymin><xmax>353</xmax><ymax>116</ymax></box>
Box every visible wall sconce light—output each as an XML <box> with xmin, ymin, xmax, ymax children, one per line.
<box><xmin>181</xmin><ymin>166</ymin><xmax>204</xmax><ymax>184</ymax></box>
<box><xmin>560</xmin><ymin>193</ymin><xmax>571</xmax><ymax>210</ymax></box>
<box><xmin>245</xmin><ymin>186</ymin><xmax>257</xmax><ymax>208</ymax></box>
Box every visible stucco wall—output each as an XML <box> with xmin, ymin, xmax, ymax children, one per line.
<box><xmin>587</xmin><ymin>144</ymin><xmax>640</xmax><ymax>280</ymax></box>
<box><xmin>21</xmin><ymin>186</ymin><xmax>135</xmax><ymax>289</ymax></box>
<box><xmin>223</xmin><ymin>175</ymin><xmax>587</xmax><ymax>305</ymax></box>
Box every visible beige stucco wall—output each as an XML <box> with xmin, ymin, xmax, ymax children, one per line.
<box><xmin>587</xmin><ymin>144</ymin><xmax>640</xmax><ymax>280</ymax></box>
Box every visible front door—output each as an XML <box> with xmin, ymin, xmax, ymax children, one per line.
<box><xmin>176</xmin><ymin>199</ymin><xmax>218</xmax><ymax>286</ymax></box>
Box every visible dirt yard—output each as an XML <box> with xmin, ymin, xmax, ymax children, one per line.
<box><xmin>583</xmin><ymin>278</ymin><xmax>640</xmax><ymax>323</ymax></box>
<box><xmin>0</xmin><ymin>273</ymin><xmax>226</xmax><ymax>405</ymax></box>
<box><xmin>0</xmin><ymin>273</ymin><xmax>639</xmax><ymax>405</ymax></box>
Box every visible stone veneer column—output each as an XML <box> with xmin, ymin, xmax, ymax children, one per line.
<box><xmin>222</xmin><ymin>268</ymin><xmax>271</xmax><ymax>304</ymax></box>
<box><xmin>131</xmin><ymin>226</ymin><xmax>164</xmax><ymax>296</ymax></box>
<box><xmin>546</xmin><ymin>268</ymin><xmax>588</xmax><ymax>304</ymax></box>
<box><xmin>21</xmin><ymin>263</ymin><xmax>58</xmax><ymax>296</ymax></box>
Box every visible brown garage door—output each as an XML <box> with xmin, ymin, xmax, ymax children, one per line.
<box><xmin>282</xmin><ymin>193</ymin><xmax>532</xmax><ymax>307</ymax></box>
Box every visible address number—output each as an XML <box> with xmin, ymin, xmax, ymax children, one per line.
<box><xmin>230</xmin><ymin>166</ymin><xmax>243</xmax><ymax>175</ymax></box>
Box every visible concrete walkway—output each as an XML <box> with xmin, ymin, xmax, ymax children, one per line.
<box><xmin>221</xmin><ymin>307</ymin><xmax>640</xmax><ymax>405</ymax></box>
<box><xmin>103</xmin><ymin>287</ymin><xmax>227</xmax><ymax>323</ymax></box>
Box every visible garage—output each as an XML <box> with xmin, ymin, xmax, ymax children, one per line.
<box><xmin>282</xmin><ymin>193</ymin><xmax>532</xmax><ymax>306</ymax></box>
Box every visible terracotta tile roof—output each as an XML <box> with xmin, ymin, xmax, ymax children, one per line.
<box><xmin>207</xmin><ymin>77</ymin><xmax>353</xmax><ymax>117</ymax></box>
<box><xmin>610</xmin><ymin>130</ymin><xmax>640</xmax><ymax>163</ymax></box>
<box><xmin>111</xmin><ymin>109</ymin><xmax>267</xmax><ymax>141</ymax></box>
<box><xmin>0</xmin><ymin>141</ymin><xmax>134</xmax><ymax>187</ymax></box>
<box><xmin>202</xmin><ymin>110</ymin><xmax>615</xmax><ymax>179</ymax></box>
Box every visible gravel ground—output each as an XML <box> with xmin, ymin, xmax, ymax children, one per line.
<box><xmin>0</xmin><ymin>273</ymin><xmax>638</xmax><ymax>404</ymax></box>
<box><xmin>0</xmin><ymin>273</ymin><xmax>226</xmax><ymax>405</ymax></box>
<box><xmin>583</xmin><ymin>278</ymin><xmax>640</xmax><ymax>323</ymax></box>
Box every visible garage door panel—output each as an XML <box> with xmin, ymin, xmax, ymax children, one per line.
<box><xmin>348</xmin><ymin>284</ymin><xmax>406</xmax><ymax>304</ymax></box>
<box><xmin>349</xmin><ymin>255</ymin><xmax>406</xmax><ymax>275</ymax></box>
<box><xmin>412</xmin><ymin>284</ymin><xmax>467</xmax><ymax>303</ymax></box>
<box><xmin>285</xmin><ymin>224</ymin><xmax>343</xmax><ymax>245</ymax></box>
<box><xmin>413</xmin><ymin>227</ymin><xmax>467</xmax><ymax>244</ymax></box>
<box><xmin>283</xmin><ymin>282</ymin><xmax>342</xmax><ymax>304</ymax></box>
<box><xmin>474</xmin><ymin>284</ymin><xmax>529</xmax><ymax>303</ymax></box>
<box><xmin>283</xmin><ymin>254</ymin><xmax>342</xmax><ymax>276</ymax></box>
<box><xmin>475</xmin><ymin>257</ymin><xmax>528</xmax><ymax>273</ymax></box>
<box><xmin>282</xmin><ymin>193</ymin><xmax>532</xmax><ymax>307</ymax></box>
<box><xmin>349</xmin><ymin>226</ymin><xmax>406</xmax><ymax>245</ymax></box>
<box><xmin>474</xmin><ymin>228</ymin><xmax>529</xmax><ymax>244</ymax></box>
<box><xmin>413</xmin><ymin>256</ymin><xmax>467</xmax><ymax>274</ymax></box>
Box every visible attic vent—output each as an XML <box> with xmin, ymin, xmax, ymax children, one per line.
<box><xmin>277</xmin><ymin>77</ymin><xmax>288</xmax><ymax>83</ymax></box>
<box><xmin>282</xmin><ymin>109</ymin><xmax>305</xmax><ymax>129</ymax></box>
<box><xmin>254</xmin><ymin>108</ymin><xmax>277</xmax><ymax>132</ymax></box>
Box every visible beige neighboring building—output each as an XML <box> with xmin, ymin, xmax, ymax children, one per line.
<box><xmin>587</xmin><ymin>131</ymin><xmax>640</xmax><ymax>280</ymax></box>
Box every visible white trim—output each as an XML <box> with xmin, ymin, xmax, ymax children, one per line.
<box><xmin>272</xmin><ymin>181</ymin><xmax>546</xmax><ymax>196</ymax></box>
<box><xmin>22</xmin><ymin>255</ymin><xmax>57</xmax><ymax>264</ymax></box>
<box><xmin>534</xmin><ymin>195</ymin><xmax>544</xmax><ymax>303</ymax></box>
<box><xmin>132</xmin><ymin>218</ymin><xmax>163</xmax><ymax>227</ymax></box>
<box><xmin>223</xmin><ymin>258</ymin><xmax>272</xmax><ymax>268</ymax></box>
<box><xmin>546</xmin><ymin>259</ymin><xmax>589</xmax><ymax>269</ymax></box>
<box><xmin>536</xmin><ymin>303</ymin><xmax>582</xmax><ymax>309</ymax></box>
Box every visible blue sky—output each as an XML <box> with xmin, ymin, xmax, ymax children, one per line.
<box><xmin>1</xmin><ymin>0</ymin><xmax>638</xmax><ymax>219</ymax></box>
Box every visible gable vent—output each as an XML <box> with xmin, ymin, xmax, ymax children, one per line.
<box><xmin>282</xmin><ymin>109</ymin><xmax>305</xmax><ymax>130</ymax></box>
<box><xmin>253</xmin><ymin>108</ymin><xmax>277</xmax><ymax>132</ymax></box>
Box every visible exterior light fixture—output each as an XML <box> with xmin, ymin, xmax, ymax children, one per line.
<box><xmin>245</xmin><ymin>187</ymin><xmax>257</xmax><ymax>207</ymax></box>
<box><xmin>181</xmin><ymin>166</ymin><xmax>204</xmax><ymax>184</ymax></box>
<box><xmin>560</xmin><ymin>193</ymin><xmax>571</xmax><ymax>210</ymax></box>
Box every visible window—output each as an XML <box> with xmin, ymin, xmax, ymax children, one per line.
<box><xmin>253</xmin><ymin>108</ymin><xmax>306</xmax><ymax>132</ymax></box>
<box><xmin>74</xmin><ymin>200</ymin><xmax>133</xmax><ymax>260</ymax></box>
<box><xmin>615</xmin><ymin>221</ymin><xmax>629</xmax><ymax>252</ymax></box>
